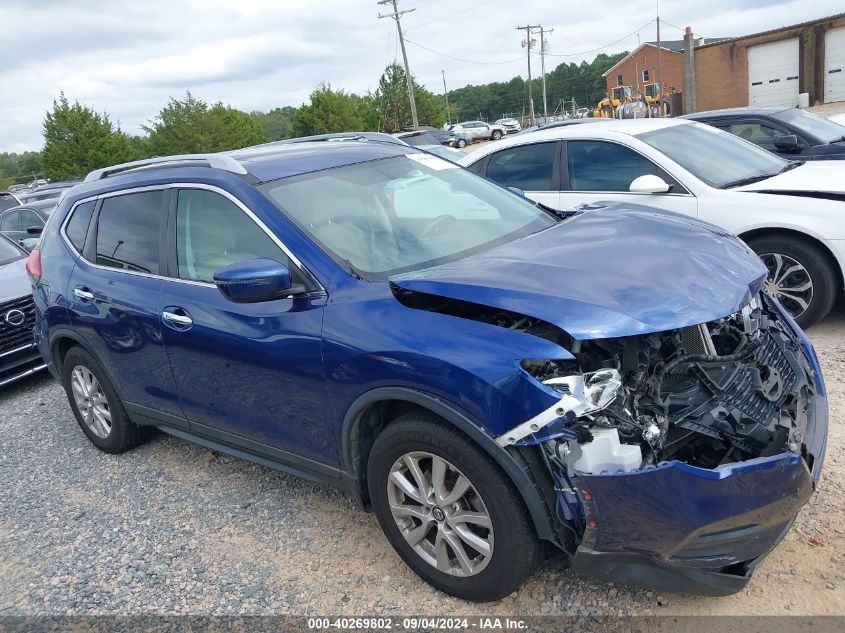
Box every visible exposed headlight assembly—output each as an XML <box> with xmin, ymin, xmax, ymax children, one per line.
<box><xmin>496</xmin><ymin>368</ymin><xmax>623</xmax><ymax>447</ymax></box>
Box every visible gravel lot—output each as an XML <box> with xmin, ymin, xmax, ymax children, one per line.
<box><xmin>0</xmin><ymin>304</ymin><xmax>842</xmax><ymax>617</ymax></box>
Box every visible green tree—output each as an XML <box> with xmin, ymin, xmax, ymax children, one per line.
<box><xmin>143</xmin><ymin>91</ymin><xmax>265</xmax><ymax>155</ymax></box>
<box><xmin>290</xmin><ymin>84</ymin><xmax>367</xmax><ymax>137</ymax></box>
<box><xmin>249</xmin><ymin>106</ymin><xmax>298</xmax><ymax>141</ymax></box>
<box><xmin>41</xmin><ymin>93</ymin><xmax>137</xmax><ymax>180</ymax></box>
<box><xmin>375</xmin><ymin>63</ymin><xmax>446</xmax><ymax>131</ymax></box>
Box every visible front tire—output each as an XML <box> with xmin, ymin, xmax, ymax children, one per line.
<box><xmin>62</xmin><ymin>346</ymin><xmax>148</xmax><ymax>453</ymax></box>
<box><xmin>747</xmin><ymin>235</ymin><xmax>837</xmax><ymax>329</ymax></box>
<box><xmin>368</xmin><ymin>412</ymin><xmax>541</xmax><ymax>601</ymax></box>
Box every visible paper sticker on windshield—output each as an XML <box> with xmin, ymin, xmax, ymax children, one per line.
<box><xmin>406</xmin><ymin>153</ymin><xmax>458</xmax><ymax>170</ymax></box>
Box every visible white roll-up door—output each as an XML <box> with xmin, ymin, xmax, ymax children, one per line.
<box><xmin>825</xmin><ymin>27</ymin><xmax>845</xmax><ymax>103</ymax></box>
<box><xmin>748</xmin><ymin>38</ymin><xmax>800</xmax><ymax>107</ymax></box>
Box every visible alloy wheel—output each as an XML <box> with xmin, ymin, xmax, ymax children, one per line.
<box><xmin>760</xmin><ymin>252</ymin><xmax>814</xmax><ymax>319</ymax></box>
<box><xmin>386</xmin><ymin>451</ymin><xmax>494</xmax><ymax>577</ymax></box>
<box><xmin>70</xmin><ymin>365</ymin><xmax>112</xmax><ymax>439</ymax></box>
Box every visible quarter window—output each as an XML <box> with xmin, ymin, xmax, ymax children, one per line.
<box><xmin>0</xmin><ymin>210</ymin><xmax>19</xmax><ymax>231</ymax></box>
<box><xmin>65</xmin><ymin>201</ymin><xmax>96</xmax><ymax>252</ymax></box>
<box><xmin>175</xmin><ymin>189</ymin><xmax>292</xmax><ymax>284</ymax></box>
<box><xmin>19</xmin><ymin>209</ymin><xmax>43</xmax><ymax>230</ymax></box>
<box><xmin>95</xmin><ymin>191</ymin><xmax>164</xmax><ymax>274</ymax></box>
<box><xmin>566</xmin><ymin>140</ymin><xmax>673</xmax><ymax>192</ymax></box>
<box><xmin>486</xmin><ymin>142</ymin><xmax>557</xmax><ymax>192</ymax></box>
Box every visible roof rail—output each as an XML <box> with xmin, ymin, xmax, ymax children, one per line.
<box><xmin>83</xmin><ymin>154</ymin><xmax>248</xmax><ymax>182</ymax></box>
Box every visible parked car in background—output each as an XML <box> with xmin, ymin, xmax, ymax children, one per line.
<box><xmin>29</xmin><ymin>145</ymin><xmax>826</xmax><ymax>600</ymax></box>
<box><xmin>516</xmin><ymin>118</ymin><xmax>605</xmax><ymax>136</ymax></box>
<box><xmin>0</xmin><ymin>233</ymin><xmax>44</xmax><ymax>387</ymax></box>
<box><xmin>494</xmin><ymin>118</ymin><xmax>521</xmax><ymax>134</ymax></box>
<box><xmin>461</xmin><ymin>118</ymin><xmax>845</xmax><ymax>327</ymax></box>
<box><xmin>415</xmin><ymin>144</ymin><xmax>466</xmax><ymax>162</ymax></box>
<box><xmin>0</xmin><ymin>199</ymin><xmax>58</xmax><ymax>248</ymax></box>
<box><xmin>683</xmin><ymin>107</ymin><xmax>845</xmax><ymax>160</ymax></box>
<box><xmin>452</xmin><ymin>120</ymin><xmax>505</xmax><ymax>141</ymax></box>
<box><xmin>14</xmin><ymin>181</ymin><xmax>78</xmax><ymax>205</ymax></box>
<box><xmin>575</xmin><ymin>108</ymin><xmax>590</xmax><ymax>119</ymax></box>
<box><xmin>427</xmin><ymin>127</ymin><xmax>473</xmax><ymax>148</ymax></box>
<box><xmin>392</xmin><ymin>130</ymin><xmax>444</xmax><ymax>147</ymax></box>
<box><xmin>1</xmin><ymin>192</ymin><xmax>21</xmax><ymax>213</ymax></box>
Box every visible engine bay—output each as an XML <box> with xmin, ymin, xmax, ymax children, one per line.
<box><xmin>522</xmin><ymin>294</ymin><xmax>817</xmax><ymax>472</ymax></box>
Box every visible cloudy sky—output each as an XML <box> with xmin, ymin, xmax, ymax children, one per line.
<box><xmin>1</xmin><ymin>0</ymin><xmax>840</xmax><ymax>152</ymax></box>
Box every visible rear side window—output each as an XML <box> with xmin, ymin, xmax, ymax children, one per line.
<box><xmin>0</xmin><ymin>210</ymin><xmax>19</xmax><ymax>231</ymax></box>
<box><xmin>486</xmin><ymin>142</ymin><xmax>557</xmax><ymax>191</ymax></box>
<box><xmin>95</xmin><ymin>191</ymin><xmax>164</xmax><ymax>274</ymax></box>
<box><xmin>65</xmin><ymin>201</ymin><xmax>96</xmax><ymax>252</ymax></box>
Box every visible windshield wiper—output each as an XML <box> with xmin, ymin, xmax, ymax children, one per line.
<box><xmin>721</xmin><ymin>161</ymin><xmax>801</xmax><ymax>189</ymax></box>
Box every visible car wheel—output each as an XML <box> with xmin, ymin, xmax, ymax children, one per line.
<box><xmin>456</xmin><ymin>138</ymin><xmax>467</xmax><ymax>148</ymax></box>
<box><xmin>747</xmin><ymin>235</ymin><xmax>837</xmax><ymax>329</ymax></box>
<box><xmin>368</xmin><ymin>412</ymin><xmax>542</xmax><ymax>602</ymax></box>
<box><xmin>491</xmin><ymin>130</ymin><xmax>503</xmax><ymax>141</ymax></box>
<box><xmin>62</xmin><ymin>346</ymin><xmax>148</xmax><ymax>453</ymax></box>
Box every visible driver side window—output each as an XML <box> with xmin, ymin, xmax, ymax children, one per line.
<box><xmin>566</xmin><ymin>140</ymin><xmax>676</xmax><ymax>192</ymax></box>
<box><xmin>175</xmin><ymin>189</ymin><xmax>292</xmax><ymax>284</ymax></box>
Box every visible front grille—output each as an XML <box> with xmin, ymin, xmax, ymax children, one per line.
<box><xmin>0</xmin><ymin>295</ymin><xmax>36</xmax><ymax>355</ymax></box>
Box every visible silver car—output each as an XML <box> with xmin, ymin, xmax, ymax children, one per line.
<box><xmin>452</xmin><ymin>120</ymin><xmax>506</xmax><ymax>141</ymax></box>
<box><xmin>495</xmin><ymin>117</ymin><xmax>521</xmax><ymax>133</ymax></box>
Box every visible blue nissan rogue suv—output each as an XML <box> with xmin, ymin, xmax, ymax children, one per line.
<box><xmin>28</xmin><ymin>141</ymin><xmax>827</xmax><ymax>601</ymax></box>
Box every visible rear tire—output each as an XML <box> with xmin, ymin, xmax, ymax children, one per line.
<box><xmin>747</xmin><ymin>235</ymin><xmax>837</xmax><ymax>329</ymax></box>
<box><xmin>61</xmin><ymin>346</ymin><xmax>148</xmax><ymax>453</ymax></box>
<box><xmin>456</xmin><ymin>138</ymin><xmax>467</xmax><ymax>148</ymax></box>
<box><xmin>368</xmin><ymin>412</ymin><xmax>541</xmax><ymax>601</ymax></box>
<box><xmin>491</xmin><ymin>130</ymin><xmax>503</xmax><ymax>141</ymax></box>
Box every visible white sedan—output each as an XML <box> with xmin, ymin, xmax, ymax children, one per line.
<box><xmin>459</xmin><ymin>118</ymin><xmax>845</xmax><ymax>327</ymax></box>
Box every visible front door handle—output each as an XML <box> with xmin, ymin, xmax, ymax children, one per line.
<box><xmin>73</xmin><ymin>287</ymin><xmax>94</xmax><ymax>301</ymax></box>
<box><xmin>162</xmin><ymin>309</ymin><xmax>193</xmax><ymax>328</ymax></box>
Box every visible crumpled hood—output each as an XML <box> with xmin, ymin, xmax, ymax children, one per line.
<box><xmin>0</xmin><ymin>257</ymin><xmax>31</xmax><ymax>302</ymax></box>
<box><xmin>736</xmin><ymin>161</ymin><xmax>845</xmax><ymax>195</ymax></box>
<box><xmin>391</xmin><ymin>204</ymin><xmax>767</xmax><ymax>340</ymax></box>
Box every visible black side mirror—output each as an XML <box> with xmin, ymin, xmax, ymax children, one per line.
<box><xmin>774</xmin><ymin>134</ymin><xmax>801</xmax><ymax>153</ymax></box>
<box><xmin>213</xmin><ymin>258</ymin><xmax>305</xmax><ymax>303</ymax></box>
<box><xmin>26</xmin><ymin>226</ymin><xmax>43</xmax><ymax>235</ymax></box>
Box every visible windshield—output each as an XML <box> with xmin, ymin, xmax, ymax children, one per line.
<box><xmin>638</xmin><ymin>123</ymin><xmax>790</xmax><ymax>188</ymax></box>
<box><xmin>771</xmin><ymin>108</ymin><xmax>845</xmax><ymax>144</ymax></box>
<box><xmin>0</xmin><ymin>236</ymin><xmax>24</xmax><ymax>264</ymax></box>
<box><xmin>260</xmin><ymin>153</ymin><xmax>557</xmax><ymax>280</ymax></box>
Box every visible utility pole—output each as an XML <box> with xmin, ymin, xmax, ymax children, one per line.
<box><xmin>539</xmin><ymin>27</ymin><xmax>553</xmax><ymax>122</ymax></box>
<box><xmin>379</xmin><ymin>0</ymin><xmax>419</xmax><ymax>129</ymax></box>
<box><xmin>656</xmin><ymin>0</ymin><xmax>662</xmax><ymax>98</ymax></box>
<box><xmin>517</xmin><ymin>25</ymin><xmax>539</xmax><ymax>126</ymax></box>
<box><xmin>441</xmin><ymin>69</ymin><xmax>451</xmax><ymax>124</ymax></box>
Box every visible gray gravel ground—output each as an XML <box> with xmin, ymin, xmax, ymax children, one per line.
<box><xmin>0</xmin><ymin>306</ymin><xmax>843</xmax><ymax>617</ymax></box>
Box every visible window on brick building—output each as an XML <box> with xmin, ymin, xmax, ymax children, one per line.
<box><xmin>616</xmin><ymin>74</ymin><xmax>623</xmax><ymax>86</ymax></box>
<box><xmin>642</xmin><ymin>69</ymin><xmax>649</xmax><ymax>83</ymax></box>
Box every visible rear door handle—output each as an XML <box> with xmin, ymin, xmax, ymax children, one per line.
<box><xmin>73</xmin><ymin>287</ymin><xmax>94</xmax><ymax>301</ymax></box>
<box><xmin>162</xmin><ymin>309</ymin><xmax>193</xmax><ymax>328</ymax></box>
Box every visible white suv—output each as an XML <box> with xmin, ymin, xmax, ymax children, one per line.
<box><xmin>452</xmin><ymin>120</ymin><xmax>506</xmax><ymax>141</ymax></box>
<box><xmin>460</xmin><ymin>118</ymin><xmax>845</xmax><ymax>328</ymax></box>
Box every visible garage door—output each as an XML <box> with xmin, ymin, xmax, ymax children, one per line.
<box><xmin>825</xmin><ymin>27</ymin><xmax>845</xmax><ymax>103</ymax></box>
<box><xmin>748</xmin><ymin>38</ymin><xmax>799</xmax><ymax>107</ymax></box>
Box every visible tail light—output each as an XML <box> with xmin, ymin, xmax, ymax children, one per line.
<box><xmin>25</xmin><ymin>248</ymin><xmax>42</xmax><ymax>281</ymax></box>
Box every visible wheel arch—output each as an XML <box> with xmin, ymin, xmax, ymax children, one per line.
<box><xmin>48</xmin><ymin>329</ymin><xmax>98</xmax><ymax>375</ymax></box>
<box><xmin>739</xmin><ymin>226</ymin><xmax>844</xmax><ymax>293</ymax></box>
<box><xmin>340</xmin><ymin>387</ymin><xmax>562</xmax><ymax>545</ymax></box>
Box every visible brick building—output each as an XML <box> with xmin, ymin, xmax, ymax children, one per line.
<box><xmin>601</xmin><ymin>13</ymin><xmax>845</xmax><ymax>112</ymax></box>
<box><xmin>688</xmin><ymin>13</ymin><xmax>845</xmax><ymax>112</ymax></box>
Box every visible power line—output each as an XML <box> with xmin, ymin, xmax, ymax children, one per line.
<box><xmin>406</xmin><ymin>0</ymin><xmax>494</xmax><ymax>30</ymax></box>
<box><xmin>543</xmin><ymin>20</ymin><xmax>656</xmax><ymax>57</ymax></box>
<box><xmin>403</xmin><ymin>37</ymin><xmax>523</xmax><ymax>65</ymax></box>
<box><xmin>517</xmin><ymin>25</ymin><xmax>539</xmax><ymax>125</ymax></box>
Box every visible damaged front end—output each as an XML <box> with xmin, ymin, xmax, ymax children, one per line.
<box><xmin>505</xmin><ymin>293</ymin><xmax>827</xmax><ymax>595</ymax></box>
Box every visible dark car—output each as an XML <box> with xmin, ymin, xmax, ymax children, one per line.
<box><xmin>0</xmin><ymin>199</ymin><xmax>58</xmax><ymax>247</ymax></box>
<box><xmin>683</xmin><ymin>106</ymin><xmax>845</xmax><ymax>160</ymax></box>
<box><xmin>516</xmin><ymin>118</ymin><xmax>605</xmax><ymax>135</ymax></box>
<box><xmin>28</xmin><ymin>146</ymin><xmax>826</xmax><ymax>601</ymax></box>
<box><xmin>396</xmin><ymin>128</ymin><xmax>472</xmax><ymax>149</ymax></box>
<box><xmin>0</xmin><ymin>234</ymin><xmax>45</xmax><ymax>387</ymax></box>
